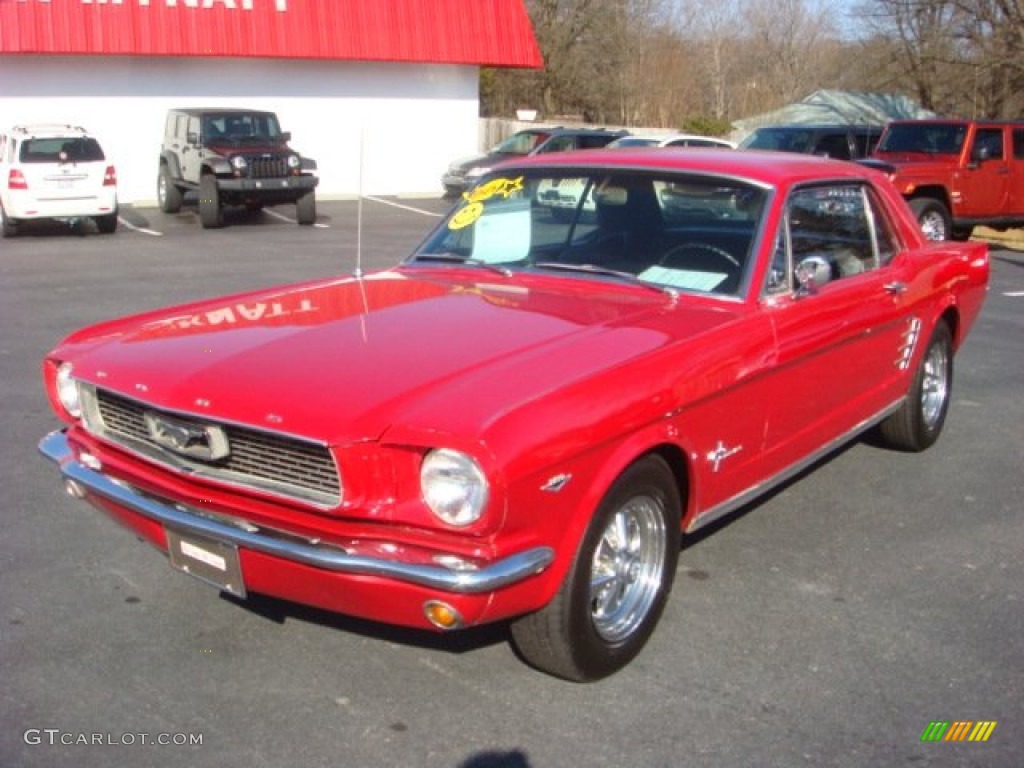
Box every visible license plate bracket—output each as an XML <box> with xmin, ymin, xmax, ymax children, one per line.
<box><xmin>166</xmin><ymin>528</ymin><xmax>246</xmax><ymax>598</ymax></box>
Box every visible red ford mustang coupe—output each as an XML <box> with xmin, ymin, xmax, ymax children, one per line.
<box><xmin>39</xmin><ymin>150</ymin><xmax>989</xmax><ymax>681</ymax></box>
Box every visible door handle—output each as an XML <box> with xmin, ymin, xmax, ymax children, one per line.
<box><xmin>883</xmin><ymin>281</ymin><xmax>907</xmax><ymax>295</ymax></box>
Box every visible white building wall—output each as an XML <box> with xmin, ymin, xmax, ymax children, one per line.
<box><xmin>0</xmin><ymin>56</ymin><xmax>481</xmax><ymax>204</ymax></box>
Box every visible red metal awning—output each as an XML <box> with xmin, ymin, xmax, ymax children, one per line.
<box><xmin>0</xmin><ymin>0</ymin><xmax>543</xmax><ymax>68</ymax></box>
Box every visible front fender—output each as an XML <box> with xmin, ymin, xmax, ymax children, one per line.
<box><xmin>487</xmin><ymin>417</ymin><xmax>690</xmax><ymax>620</ymax></box>
<box><xmin>159</xmin><ymin>152</ymin><xmax>182</xmax><ymax>180</ymax></box>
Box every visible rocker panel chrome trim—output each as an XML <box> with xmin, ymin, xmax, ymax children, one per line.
<box><xmin>686</xmin><ymin>399</ymin><xmax>904</xmax><ymax>534</ymax></box>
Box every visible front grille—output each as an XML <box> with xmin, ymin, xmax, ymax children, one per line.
<box><xmin>86</xmin><ymin>387</ymin><xmax>341</xmax><ymax>508</ymax></box>
<box><xmin>244</xmin><ymin>154</ymin><xmax>289</xmax><ymax>179</ymax></box>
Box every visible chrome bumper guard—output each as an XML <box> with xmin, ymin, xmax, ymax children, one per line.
<box><xmin>39</xmin><ymin>431</ymin><xmax>554</xmax><ymax>594</ymax></box>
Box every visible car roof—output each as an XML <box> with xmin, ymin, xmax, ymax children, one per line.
<box><xmin>750</xmin><ymin>124</ymin><xmax>882</xmax><ymax>132</ymax></box>
<box><xmin>8</xmin><ymin>123</ymin><xmax>92</xmax><ymax>138</ymax></box>
<box><xmin>496</xmin><ymin>147</ymin><xmax>885</xmax><ymax>187</ymax></box>
<box><xmin>517</xmin><ymin>126</ymin><xmax>627</xmax><ymax>137</ymax></box>
<box><xmin>885</xmin><ymin>118</ymin><xmax>1024</xmax><ymax>127</ymax></box>
<box><xmin>171</xmin><ymin>108</ymin><xmax>277</xmax><ymax>118</ymax></box>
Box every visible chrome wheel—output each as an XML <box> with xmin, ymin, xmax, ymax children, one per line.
<box><xmin>877</xmin><ymin>321</ymin><xmax>953</xmax><ymax>452</ymax></box>
<box><xmin>920</xmin><ymin>338</ymin><xmax>950</xmax><ymax>430</ymax></box>
<box><xmin>510</xmin><ymin>455</ymin><xmax>680</xmax><ymax>681</ymax></box>
<box><xmin>590</xmin><ymin>495</ymin><xmax>667</xmax><ymax>643</ymax></box>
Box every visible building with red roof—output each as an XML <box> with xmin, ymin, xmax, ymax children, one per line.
<box><xmin>0</xmin><ymin>0</ymin><xmax>542</xmax><ymax>202</ymax></box>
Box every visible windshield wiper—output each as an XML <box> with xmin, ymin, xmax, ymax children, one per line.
<box><xmin>532</xmin><ymin>262</ymin><xmax>677</xmax><ymax>298</ymax></box>
<box><xmin>410</xmin><ymin>252</ymin><xmax>513</xmax><ymax>276</ymax></box>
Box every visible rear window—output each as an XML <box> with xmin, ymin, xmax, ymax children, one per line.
<box><xmin>19</xmin><ymin>137</ymin><xmax>105</xmax><ymax>163</ymax></box>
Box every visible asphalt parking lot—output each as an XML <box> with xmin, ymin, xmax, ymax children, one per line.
<box><xmin>1</xmin><ymin>198</ymin><xmax>1022</xmax><ymax>768</ymax></box>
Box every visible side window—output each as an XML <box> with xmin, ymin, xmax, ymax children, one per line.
<box><xmin>865</xmin><ymin>188</ymin><xmax>900</xmax><ymax>265</ymax></box>
<box><xmin>814</xmin><ymin>133</ymin><xmax>852</xmax><ymax>159</ymax></box>
<box><xmin>972</xmin><ymin>128</ymin><xmax>1004</xmax><ymax>161</ymax></box>
<box><xmin>540</xmin><ymin>136</ymin><xmax>576</xmax><ymax>153</ymax></box>
<box><xmin>187</xmin><ymin>117</ymin><xmax>201</xmax><ymax>142</ymax></box>
<box><xmin>1013</xmin><ymin>128</ymin><xmax>1024</xmax><ymax>160</ymax></box>
<box><xmin>852</xmin><ymin>130</ymin><xmax>881</xmax><ymax>158</ymax></box>
<box><xmin>787</xmin><ymin>184</ymin><xmax>878</xmax><ymax>284</ymax></box>
<box><xmin>765</xmin><ymin>225</ymin><xmax>791</xmax><ymax>294</ymax></box>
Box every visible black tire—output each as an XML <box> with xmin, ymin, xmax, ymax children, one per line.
<box><xmin>94</xmin><ymin>211</ymin><xmax>118</xmax><ymax>234</ymax></box>
<box><xmin>296</xmin><ymin>190</ymin><xmax>316</xmax><ymax>225</ymax></box>
<box><xmin>1</xmin><ymin>205</ymin><xmax>17</xmax><ymax>238</ymax></box>
<box><xmin>199</xmin><ymin>174</ymin><xmax>223</xmax><ymax>229</ymax></box>
<box><xmin>157</xmin><ymin>165</ymin><xmax>184</xmax><ymax>214</ymax></box>
<box><xmin>510</xmin><ymin>455</ymin><xmax>681</xmax><ymax>682</ymax></box>
<box><xmin>878</xmin><ymin>321</ymin><xmax>953</xmax><ymax>452</ymax></box>
<box><xmin>909</xmin><ymin>198</ymin><xmax>951</xmax><ymax>242</ymax></box>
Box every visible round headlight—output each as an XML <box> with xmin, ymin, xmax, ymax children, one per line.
<box><xmin>420</xmin><ymin>449</ymin><xmax>489</xmax><ymax>527</ymax></box>
<box><xmin>287</xmin><ymin>154</ymin><xmax>301</xmax><ymax>169</ymax></box>
<box><xmin>56</xmin><ymin>362</ymin><xmax>82</xmax><ymax>419</ymax></box>
<box><xmin>231</xmin><ymin>155</ymin><xmax>248</xmax><ymax>170</ymax></box>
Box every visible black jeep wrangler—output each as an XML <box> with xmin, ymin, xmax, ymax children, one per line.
<box><xmin>158</xmin><ymin>108</ymin><xmax>318</xmax><ymax>228</ymax></box>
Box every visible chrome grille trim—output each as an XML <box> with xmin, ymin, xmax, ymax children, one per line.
<box><xmin>79</xmin><ymin>384</ymin><xmax>342</xmax><ymax>509</ymax></box>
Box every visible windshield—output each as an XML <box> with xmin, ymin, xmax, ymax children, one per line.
<box><xmin>876</xmin><ymin>123</ymin><xmax>967</xmax><ymax>154</ymax></box>
<box><xmin>491</xmin><ymin>131</ymin><xmax>551</xmax><ymax>155</ymax></box>
<box><xmin>413</xmin><ymin>170</ymin><xmax>769</xmax><ymax>298</ymax></box>
<box><xmin>202</xmin><ymin>113</ymin><xmax>283</xmax><ymax>143</ymax></box>
<box><xmin>739</xmin><ymin>128</ymin><xmax>813</xmax><ymax>153</ymax></box>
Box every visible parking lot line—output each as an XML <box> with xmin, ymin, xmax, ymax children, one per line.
<box><xmin>117</xmin><ymin>216</ymin><xmax>163</xmax><ymax>237</ymax></box>
<box><xmin>264</xmin><ymin>208</ymin><xmax>330</xmax><ymax>228</ymax></box>
<box><xmin>365</xmin><ymin>195</ymin><xmax>444</xmax><ymax>217</ymax></box>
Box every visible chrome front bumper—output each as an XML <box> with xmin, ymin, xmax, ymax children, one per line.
<box><xmin>39</xmin><ymin>431</ymin><xmax>554</xmax><ymax>594</ymax></box>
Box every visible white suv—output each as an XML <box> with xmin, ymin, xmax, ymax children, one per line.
<box><xmin>0</xmin><ymin>124</ymin><xmax>118</xmax><ymax>237</ymax></box>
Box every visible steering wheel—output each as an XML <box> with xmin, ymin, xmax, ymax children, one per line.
<box><xmin>659</xmin><ymin>243</ymin><xmax>740</xmax><ymax>270</ymax></box>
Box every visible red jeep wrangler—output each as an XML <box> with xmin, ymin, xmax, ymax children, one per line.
<box><xmin>863</xmin><ymin>119</ymin><xmax>1024</xmax><ymax>240</ymax></box>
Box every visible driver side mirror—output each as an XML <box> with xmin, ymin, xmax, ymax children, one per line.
<box><xmin>281</xmin><ymin>131</ymin><xmax>292</xmax><ymax>142</ymax></box>
<box><xmin>970</xmin><ymin>145</ymin><xmax>992</xmax><ymax>164</ymax></box>
<box><xmin>794</xmin><ymin>255</ymin><xmax>831</xmax><ymax>296</ymax></box>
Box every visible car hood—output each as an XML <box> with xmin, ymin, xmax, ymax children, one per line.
<box><xmin>450</xmin><ymin>152</ymin><xmax>521</xmax><ymax>173</ymax></box>
<box><xmin>203</xmin><ymin>139</ymin><xmax>291</xmax><ymax>155</ymax></box>
<box><xmin>56</xmin><ymin>269</ymin><xmax>738</xmax><ymax>446</ymax></box>
<box><xmin>863</xmin><ymin>153</ymin><xmax>955</xmax><ymax>172</ymax></box>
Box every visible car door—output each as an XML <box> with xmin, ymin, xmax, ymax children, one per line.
<box><xmin>1010</xmin><ymin>128</ymin><xmax>1024</xmax><ymax>215</ymax></box>
<box><xmin>957</xmin><ymin>127</ymin><xmax>1009</xmax><ymax>217</ymax></box>
<box><xmin>180</xmin><ymin>114</ymin><xmax>203</xmax><ymax>183</ymax></box>
<box><xmin>759</xmin><ymin>182</ymin><xmax>915</xmax><ymax>472</ymax></box>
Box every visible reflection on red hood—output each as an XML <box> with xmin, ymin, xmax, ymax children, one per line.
<box><xmin>53</xmin><ymin>269</ymin><xmax>736</xmax><ymax>445</ymax></box>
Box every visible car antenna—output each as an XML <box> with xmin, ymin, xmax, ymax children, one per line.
<box><xmin>354</xmin><ymin>126</ymin><xmax>365</xmax><ymax>279</ymax></box>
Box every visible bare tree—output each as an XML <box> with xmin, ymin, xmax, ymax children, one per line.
<box><xmin>856</xmin><ymin>0</ymin><xmax>1024</xmax><ymax>117</ymax></box>
<box><xmin>948</xmin><ymin>0</ymin><xmax>1024</xmax><ymax>116</ymax></box>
